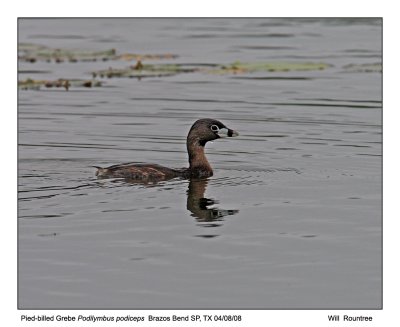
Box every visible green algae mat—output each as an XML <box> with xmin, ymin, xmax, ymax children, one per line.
<box><xmin>18</xmin><ymin>43</ymin><xmax>379</xmax><ymax>91</ymax></box>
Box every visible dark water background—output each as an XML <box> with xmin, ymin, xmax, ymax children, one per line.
<box><xmin>18</xmin><ymin>18</ymin><xmax>382</xmax><ymax>309</ymax></box>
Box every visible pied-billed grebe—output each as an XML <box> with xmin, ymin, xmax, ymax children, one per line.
<box><xmin>94</xmin><ymin>118</ymin><xmax>238</xmax><ymax>180</ymax></box>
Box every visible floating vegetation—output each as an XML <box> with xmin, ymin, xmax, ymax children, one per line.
<box><xmin>18</xmin><ymin>43</ymin><xmax>178</xmax><ymax>63</ymax></box>
<box><xmin>209</xmin><ymin>61</ymin><xmax>331</xmax><ymax>74</ymax></box>
<box><xmin>343</xmin><ymin>63</ymin><xmax>382</xmax><ymax>73</ymax></box>
<box><xmin>91</xmin><ymin>60</ymin><xmax>331</xmax><ymax>79</ymax></box>
<box><xmin>92</xmin><ymin>61</ymin><xmax>199</xmax><ymax>79</ymax></box>
<box><xmin>18</xmin><ymin>43</ymin><xmax>336</xmax><ymax>91</ymax></box>
<box><xmin>18</xmin><ymin>78</ymin><xmax>102</xmax><ymax>90</ymax></box>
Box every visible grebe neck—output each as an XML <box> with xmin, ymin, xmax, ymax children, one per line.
<box><xmin>186</xmin><ymin>139</ymin><xmax>213</xmax><ymax>176</ymax></box>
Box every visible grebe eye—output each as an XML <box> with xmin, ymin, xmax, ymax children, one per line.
<box><xmin>210</xmin><ymin>125</ymin><xmax>219</xmax><ymax>132</ymax></box>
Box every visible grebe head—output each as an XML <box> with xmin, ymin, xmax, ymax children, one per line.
<box><xmin>187</xmin><ymin>118</ymin><xmax>239</xmax><ymax>146</ymax></box>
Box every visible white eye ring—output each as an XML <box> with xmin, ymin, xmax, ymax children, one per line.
<box><xmin>210</xmin><ymin>125</ymin><xmax>219</xmax><ymax>132</ymax></box>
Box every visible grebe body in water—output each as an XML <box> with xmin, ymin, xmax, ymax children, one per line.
<box><xmin>94</xmin><ymin>118</ymin><xmax>239</xmax><ymax>181</ymax></box>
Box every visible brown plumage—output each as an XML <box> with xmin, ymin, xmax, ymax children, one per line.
<box><xmin>94</xmin><ymin>118</ymin><xmax>239</xmax><ymax>181</ymax></box>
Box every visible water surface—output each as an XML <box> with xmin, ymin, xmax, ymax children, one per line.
<box><xmin>18</xmin><ymin>18</ymin><xmax>382</xmax><ymax>309</ymax></box>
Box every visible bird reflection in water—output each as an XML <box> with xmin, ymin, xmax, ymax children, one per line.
<box><xmin>187</xmin><ymin>178</ymin><xmax>239</xmax><ymax>229</ymax></box>
<box><xmin>100</xmin><ymin>177</ymin><xmax>239</xmax><ymax>234</ymax></box>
